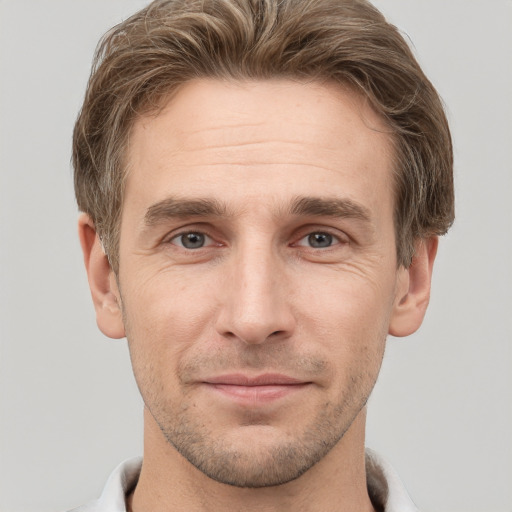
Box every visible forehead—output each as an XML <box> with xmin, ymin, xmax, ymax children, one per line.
<box><xmin>124</xmin><ymin>79</ymin><xmax>395</xmax><ymax>221</ymax></box>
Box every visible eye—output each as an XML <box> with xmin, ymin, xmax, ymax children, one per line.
<box><xmin>296</xmin><ymin>232</ymin><xmax>340</xmax><ymax>248</ymax></box>
<box><xmin>170</xmin><ymin>231</ymin><xmax>213</xmax><ymax>249</ymax></box>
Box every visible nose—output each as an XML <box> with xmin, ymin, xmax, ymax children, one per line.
<box><xmin>215</xmin><ymin>246</ymin><xmax>296</xmax><ymax>345</ymax></box>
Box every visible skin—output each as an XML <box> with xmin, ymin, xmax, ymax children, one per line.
<box><xmin>79</xmin><ymin>79</ymin><xmax>437</xmax><ymax>511</ymax></box>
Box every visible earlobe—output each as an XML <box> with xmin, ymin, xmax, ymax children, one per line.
<box><xmin>78</xmin><ymin>213</ymin><xmax>125</xmax><ymax>339</ymax></box>
<box><xmin>388</xmin><ymin>237</ymin><xmax>438</xmax><ymax>337</ymax></box>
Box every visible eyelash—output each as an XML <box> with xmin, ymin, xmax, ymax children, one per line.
<box><xmin>167</xmin><ymin>230</ymin><xmax>219</xmax><ymax>249</ymax></box>
<box><xmin>166</xmin><ymin>228</ymin><xmax>348</xmax><ymax>251</ymax></box>
<box><xmin>293</xmin><ymin>231</ymin><xmax>346</xmax><ymax>249</ymax></box>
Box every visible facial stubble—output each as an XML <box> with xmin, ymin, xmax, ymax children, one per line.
<box><xmin>126</xmin><ymin>332</ymin><xmax>385</xmax><ymax>489</ymax></box>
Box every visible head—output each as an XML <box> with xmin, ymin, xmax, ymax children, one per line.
<box><xmin>74</xmin><ymin>0</ymin><xmax>453</xmax><ymax>491</ymax></box>
<box><xmin>73</xmin><ymin>0</ymin><xmax>453</xmax><ymax>274</ymax></box>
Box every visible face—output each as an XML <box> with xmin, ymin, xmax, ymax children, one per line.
<box><xmin>99</xmin><ymin>79</ymin><xmax>415</xmax><ymax>487</ymax></box>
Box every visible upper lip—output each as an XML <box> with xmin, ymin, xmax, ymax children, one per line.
<box><xmin>203</xmin><ymin>373</ymin><xmax>308</xmax><ymax>386</ymax></box>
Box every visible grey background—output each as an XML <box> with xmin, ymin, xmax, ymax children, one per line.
<box><xmin>0</xmin><ymin>1</ymin><xmax>510</xmax><ymax>511</ymax></box>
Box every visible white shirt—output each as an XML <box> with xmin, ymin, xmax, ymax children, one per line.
<box><xmin>69</xmin><ymin>449</ymin><xmax>419</xmax><ymax>511</ymax></box>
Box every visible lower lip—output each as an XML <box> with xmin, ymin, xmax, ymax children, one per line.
<box><xmin>206</xmin><ymin>383</ymin><xmax>309</xmax><ymax>403</ymax></box>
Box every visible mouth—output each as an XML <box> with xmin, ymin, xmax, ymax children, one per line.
<box><xmin>202</xmin><ymin>373</ymin><xmax>312</xmax><ymax>403</ymax></box>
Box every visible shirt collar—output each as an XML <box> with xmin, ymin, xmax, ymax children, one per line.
<box><xmin>87</xmin><ymin>450</ymin><xmax>418</xmax><ymax>512</ymax></box>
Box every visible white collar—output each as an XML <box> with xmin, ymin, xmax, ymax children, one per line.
<box><xmin>365</xmin><ymin>448</ymin><xmax>419</xmax><ymax>512</ymax></box>
<box><xmin>71</xmin><ymin>449</ymin><xmax>418</xmax><ymax>511</ymax></box>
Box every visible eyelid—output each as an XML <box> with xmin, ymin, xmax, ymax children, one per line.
<box><xmin>162</xmin><ymin>224</ymin><xmax>220</xmax><ymax>246</ymax></box>
<box><xmin>161</xmin><ymin>224</ymin><xmax>349</xmax><ymax>249</ymax></box>
<box><xmin>169</xmin><ymin>231</ymin><xmax>215</xmax><ymax>248</ymax></box>
<box><xmin>291</xmin><ymin>227</ymin><xmax>350</xmax><ymax>247</ymax></box>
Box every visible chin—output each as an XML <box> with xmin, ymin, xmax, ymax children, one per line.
<box><xmin>155</xmin><ymin>404</ymin><xmax>356</xmax><ymax>488</ymax></box>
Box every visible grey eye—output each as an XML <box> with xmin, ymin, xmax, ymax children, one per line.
<box><xmin>173</xmin><ymin>232</ymin><xmax>208</xmax><ymax>249</ymax></box>
<box><xmin>307</xmin><ymin>232</ymin><xmax>333</xmax><ymax>248</ymax></box>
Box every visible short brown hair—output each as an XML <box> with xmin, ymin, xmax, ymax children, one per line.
<box><xmin>73</xmin><ymin>0</ymin><xmax>454</xmax><ymax>272</ymax></box>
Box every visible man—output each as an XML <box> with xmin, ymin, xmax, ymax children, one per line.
<box><xmin>71</xmin><ymin>0</ymin><xmax>453</xmax><ymax>510</ymax></box>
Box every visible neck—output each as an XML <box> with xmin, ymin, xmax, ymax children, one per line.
<box><xmin>128</xmin><ymin>407</ymin><xmax>375</xmax><ymax>512</ymax></box>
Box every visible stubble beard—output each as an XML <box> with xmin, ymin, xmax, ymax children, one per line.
<box><xmin>142</xmin><ymin>357</ymin><xmax>377</xmax><ymax>488</ymax></box>
<box><xmin>152</xmin><ymin>400</ymin><xmax>359</xmax><ymax>488</ymax></box>
<box><xmin>121</xmin><ymin>298</ymin><xmax>386</xmax><ymax>489</ymax></box>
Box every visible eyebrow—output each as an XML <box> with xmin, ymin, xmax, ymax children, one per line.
<box><xmin>144</xmin><ymin>197</ymin><xmax>228</xmax><ymax>226</ymax></box>
<box><xmin>289</xmin><ymin>196</ymin><xmax>372</xmax><ymax>223</ymax></box>
<box><xmin>143</xmin><ymin>195</ymin><xmax>372</xmax><ymax>227</ymax></box>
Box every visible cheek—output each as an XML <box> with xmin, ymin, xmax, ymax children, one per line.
<box><xmin>293</xmin><ymin>268</ymin><xmax>394</xmax><ymax>374</ymax></box>
<box><xmin>296</xmin><ymin>266</ymin><xmax>396</xmax><ymax>331</ymax></box>
<box><xmin>121</xmin><ymin>268</ymin><xmax>220</xmax><ymax>371</ymax></box>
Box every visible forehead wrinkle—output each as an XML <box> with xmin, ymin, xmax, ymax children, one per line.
<box><xmin>184</xmin><ymin>121</ymin><xmax>267</xmax><ymax>137</ymax></box>
<box><xmin>180</xmin><ymin>139</ymin><xmax>305</xmax><ymax>153</ymax></box>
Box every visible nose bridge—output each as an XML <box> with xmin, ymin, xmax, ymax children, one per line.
<box><xmin>217</xmin><ymin>236</ymin><xmax>294</xmax><ymax>344</ymax></box>
<box><xmin>239</xmin><ymin>244</ymin><xmax>276</xmax><ymax>313</ymax></box>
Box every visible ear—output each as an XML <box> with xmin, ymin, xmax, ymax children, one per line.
<box><xmin>389</xmin><ymin>237</ymin><xmax>438</xmax><ymax>337</ymax></box>
<box><xmin>78</xmin><ymin>213</ymin><xmax>125</xmax><ymax>339</ymax></box>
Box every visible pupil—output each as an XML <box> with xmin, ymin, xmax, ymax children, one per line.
<box><xmin>182</xmin><ymin>232</ymin><xmax>205</xmax><ymax>249</ymax></box>
<box><xmin>309</xmin><ymin>232</ymin><xmax>332</xmax><ymax>248</ymax></box>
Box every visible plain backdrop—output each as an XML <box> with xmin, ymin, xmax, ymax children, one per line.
<box><xmin>0</xmin><ymin>1</ymin><xmax>511</xmax><ymax>511</ymax></box>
